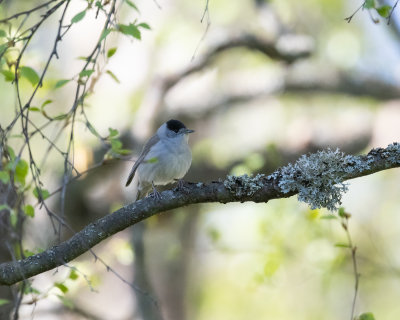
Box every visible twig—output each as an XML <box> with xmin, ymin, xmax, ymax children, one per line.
<box><xmin>338</xmin><ymin>210</ymin><xmax>360</xmax><ymax>320</ymax></box>
<box><xmin>191</xmin><ymin>0</ymin><xmax>211</xmax><ymax>61</ymax></box>
<box><xmin>388</xmin><ymin>0</ymin><xmax>400</xmax><ymax>25</ymax></box>
<box><xmin>345</xmin><ymin>1</ymin><xmax>365</xmax><ymax>23</ymax></box>
<box><xmin>201</xmin><ymin>0</ymin><xmax>210</xmax><ymax>23</ymax></box>
<box><xmin>0</xmin><ymin>0</ymin><xmax>63</xmax><ymax>23</ymax></box>
<box><xmin>152</xmin><ymin>0</ymin><xmax>162</xmax><ymax>9</ymax></box>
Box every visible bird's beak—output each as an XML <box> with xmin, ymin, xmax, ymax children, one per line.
<box><xmin>184</xmin><ymin>129</ymin><xmax>195</xmax><ymax>134</ymax></box>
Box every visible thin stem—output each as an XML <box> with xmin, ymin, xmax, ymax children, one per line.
<box><xmin>0</xmin><ymin>0</ymin><xmax>62</xmax><ymax>23</ymax></box>
<box><xmin>340</xmin><ymin>215</ymin><xmax>360</xmax><ymax>320</ymax></box>
<box><xmin>344</xmin><ymin>1</ymin><xmax>365</xmax><ymax>23</ymax></box>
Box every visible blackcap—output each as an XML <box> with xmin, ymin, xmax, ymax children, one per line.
<box><xmin>126</xmin><ymin>119</ymin><xmax>194</xmax><ymax>199</ymax></box>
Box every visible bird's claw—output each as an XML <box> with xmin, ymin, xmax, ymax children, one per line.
<box><xmin>150</xmin><ymin>190</ymin><xmax>161</xmax><ymax>200</ymax></box>
<box><xmin>151</xmin><ymin>182</ymin><xmax>161</xmax><ymax>200</ymax></box>
<box><xmin>175</xmin><ymin>179</ymin><xmax>186</xmax><ymax>191</ymax></box>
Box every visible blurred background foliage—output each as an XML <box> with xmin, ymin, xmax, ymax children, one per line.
<box><xmin>1</xmin><ymin>0</ymin><xmax>400</xmax><ymax>319</ymax></box>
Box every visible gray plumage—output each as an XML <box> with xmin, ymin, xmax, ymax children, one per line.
<box><xmin>126</xmin><ymin>120</ymin><xmax>194</xmax><ymax>200</ymax></box>
<box><xmin>125</xmin><ymin>134</ymin><xmax>160</xmax><ymax>187</ymax></box>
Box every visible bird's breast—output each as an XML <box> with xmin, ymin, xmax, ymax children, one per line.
<box><xmin>138</xmin><ymin>139</ymin><xmax>192</xmax><ymax>185</ymax></box>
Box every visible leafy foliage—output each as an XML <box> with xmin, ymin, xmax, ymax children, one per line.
<box><xmin>357</xmin><ymin>313</ymin><xmax>376</xmax><ymax>320</ymax></box>
<box><xmin>0</xmin><ymin>299</ymin><xmax>10</xmax><ymax>306</ymax></box>
<box><xmin>117</xmin><ymin>23</ymin><xmax>141</xmax><ymax>39</ymax></box>
<box><xmin>23</xmin><ymin>205</ymin><xmax>35</xmax><ymax>218</ymax></box>
<box><xmin>376</xmin><ymin>5</ymin><xmax>391</xmax><ymax>18</ymax></box>
<box><xmin>20</xmin><ymin>66</ymin><xmax>40</xmax><ymax>86</ymax></box>
<box><xmin>363</xmin><ymin>0</ymin><xmax>375</xmax><ymax>9</ymax></box>
<box><xmin>107</xmin><ymin>47</ymin><xmax>117</xmax><ymax>58</ymax></box>
<box><xmin>54</xmin><ymin>282</ymin><xmax>69</xmax><ymax>294</ymax></box>
<box><xmin>71</xmin><ymin>10</ymin><xmax>87</xmax><ymax>24</ymax></box>
<box><xmin>55</xmin><ymin>79</ymin><xmax>70</xmax><ymax>88</ymax></box>
<box><xmin>33</xmin><ymin>187</ymin><xmax>50</xmax><ymax>201</ymax></box>
<box><xmin>0</xmin><ymin>3</ymin><xmax>147</xmax><ymax>313</ymax></box>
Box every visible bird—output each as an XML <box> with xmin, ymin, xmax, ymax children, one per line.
<box><xmin>125</xmin><ymin>119</ymin><xmax>195</xmax><ymax>200</ymax></box>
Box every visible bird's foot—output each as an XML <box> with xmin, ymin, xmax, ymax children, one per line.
<box><xmin>174</xmin><ymin>179</ymin><xmax>186</xmax><ymax>191</ymax></box>
<box><xmin>150</xmin><ymin>190</ymin><xmax>161</xmax><ymax>200</ymax></box>
<box><xmin>150</xmin><ymin>182</ymin><xmax>161</xmax><ymax>200</ymax></box>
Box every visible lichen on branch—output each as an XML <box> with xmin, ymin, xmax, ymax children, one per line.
<box><xmin>224</xmin><ymin>173</ymin><xmax>265</xmax><ymax>197</ymax></box>
<box><xmin>268</xmin><ymin>143</ymin><xmax>400</xmax><ymax>211</ymax></box>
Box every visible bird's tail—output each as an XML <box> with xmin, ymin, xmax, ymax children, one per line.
<box><xmin>125</xmin><ymin>171</ymin><xmax>135</xmax><ymax>187</ymax></box>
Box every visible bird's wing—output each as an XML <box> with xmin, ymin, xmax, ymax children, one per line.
<box><xmin>125</xmin><ymin>134</ymin><xmax>160</xmax><ymax>186</ymax></box>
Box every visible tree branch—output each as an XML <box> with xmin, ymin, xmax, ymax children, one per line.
<box><xmin>285</xmin><ymin>71</ymin><xmax>400</xmax><ymax>101</ymax></box>
<box><xmin>163</xmin><ymin>32</ymin><xmax>312</xmax><ymax>92</ymax></box>
<box><xmin>0</xmin><ymin>143</ymin><xmax>399</xmax><ymax>285</ymax></box>
<box><xmin>134</xmin><ymin>32</ymin><xmax>312</xmax><ymax>136</ymax></box>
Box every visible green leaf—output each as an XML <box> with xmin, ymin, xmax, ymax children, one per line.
<box><xmin>0</xmin><ymin>43</ymin><xmax>8</xmax><ymax>55</ymax></box>
<box><xmin>7</xmin><ymin>146</ymin><xmax>15</xmax><ymax>160</ymax></box>
<box><xmin>23</xmin><ymin>285</ymin><xmax>40</xmax><ymax>295</ymax></box>
<box><xmin>116</xmin><ymin>149</ymin><xmax>131</xmax><ymax>155</ymax></box>
<box><xmin>71</xmin><ymin>10</ymin><xmax>86</xmax><ymax>24</ymax></box>
<box><xmin>338</xmin><ymin>207</ymin><xmax>346</xmax><ymax>218</ymax></box>
<box><xmin>20</xmin><ymin>66</ymin><xmax>40</xmax><ymax>86</ymax></box>
<box><xmin>320</xmin><ymin>214</ymin><xmax>337</xmax><ymax>220</ymax></box>
<box><xmin>79</xmin><ymin>69</ymin><xmax>94</xmax><ymax>77</ymax></box>
<box><xmin>57</xmin><ymin>295</ymin><xmax>74</xmax><ymax>309</ymax></box>
<box><xmin>377</xmin><ymin>5</ymin><xmax>391</xmax><ymax>18</ymax></box>
<box><xmin>41</xmin><ymin>99</ymin><xmax>53</xmax><ymax>109</ymax></box>
<box><xmin>0</xmin><ymin>30</ymin><xmax>6</xmax><ymax>38</ymax></box>
<box><xmin>95</xmin><ymin>1</ymin><xmax>103</xmax><ymax>9</ymax></box>
<box><xmin>54</xmin><ymin>282</ymin><xmax>69</xmax><ymax>294</ymax></box>
<box><xmin>334</xmin><ymin>242</ymin><xmax>351</xmax><ymax>248</ymax></box>
<box><xmin>10</xmin><ymin>210</ymin><xmax>17</xmax><ymax>227</ymax></box>
<box><xmin>76</xmin><ymin>56</ymin><xmax>91</xmax><ymax>62</ymax></box>
<box><xmin>124</xmin><ymin>0</ymin><xmax>139</xmax><ymax>12</ymax></box>
<box><xmin>1</xmin><ymin>70</ymin><xmax>15</xmax><ymax>82</ymax></box>
<box><xmin>53</xmin><ymin>114</ymin><xmax>69</xmax><ymax>121</ymax></box>
<box><xmin>0</xmin><ymin>171</ymin><xmax>10</xmax><ymax>184</ymax></box>
<box><xmin>100</xmin><ymin>28</ymin><xmax>112</xmax><ymax>41</ymax></box>
<box><xmin>145</xmin><ymin>157</ymin><xmax>159</xmax><ymax>163</ymax></box>
<box><xmin>106</xmin><ymin>70</ymin><xmax>120</xmax><ymax>83</ymax></box>
<box><xmin>117</xmin><ymin>24</ymin><xmax>141</xmax><ymax>40</ymax></box>
<box><xmin>364</xmin><ymin>0</ymin><xmax>375</xmax><ymax>9</ymax></box>
<box><xmin>207</xmin><ymin>227</ymin><xmax>220</xmax><ymax>243</ymax></box>
<box><xmin>0</xmin><ymin>299</ymin><xmax>10</xmax><ymax>306</ymax></box>
<box><xmin>33</xmin><ymin>187</ymin><xmax>50</xmax><ymax>200</ymax></box>
<box><xmin>55</xmin><ymin>79</ymin><xmax>70</xmax><ymax>88</ymax></box>
<box><xmin>138</xmin><ymin>22</ymin><xmax>151</xmax><ymax>30</ymax></box>
<box><xmin>357</xmin><ymin>312</ymin><xmax>376</xmax><ymax>320</ymax></box>
<box><xmin>15</xmin><ymin>159</ymin><xmax>28</xmax><ymax>185</ymax></box>
<box><xmin>107</xmin><ymin>47</ymin><xmax>117</xmax><ymax>58</ymax></box>
<box><xmin>0</xmin><ymin>205</ymin><xmax>10</xmax><ymax>213</ymax></box>
<box><xmin>29</xmin><ymin>107</ymin><xmax>40</xmax><ymax>112</ymax></box>
<box><xmin>69</xmin><ymin>269</ymin><xmax>79</xmax><ymax>280</ymax></box>
<box><xmin>86</xmin><ymin>121</ymin><xmax>101</xmax><ymax>138</ymax></box>
<box><xmin>24</xmin><ymin>249</ymin><xmax>35</xmax><ymax>257</ymax></box>
<box><xmin>108</xmin><ymin>128</ymin><xmax>119</xmax><ymax>138</ymax></box>
<box><xmin>24</xmin><ymin>205</ymin><xmax>35</xmax><ymax>218</ymax></box>
<box><xmin>111</xmin><ymin>139</ymin><xmax>122</xmax><ymax>151</ymax></box>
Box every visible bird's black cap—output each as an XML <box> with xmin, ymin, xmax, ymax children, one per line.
<box><xmin>166</xmin><ymin>119</ymin><xmax>186</xmax><ymax>133</ymax></box>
